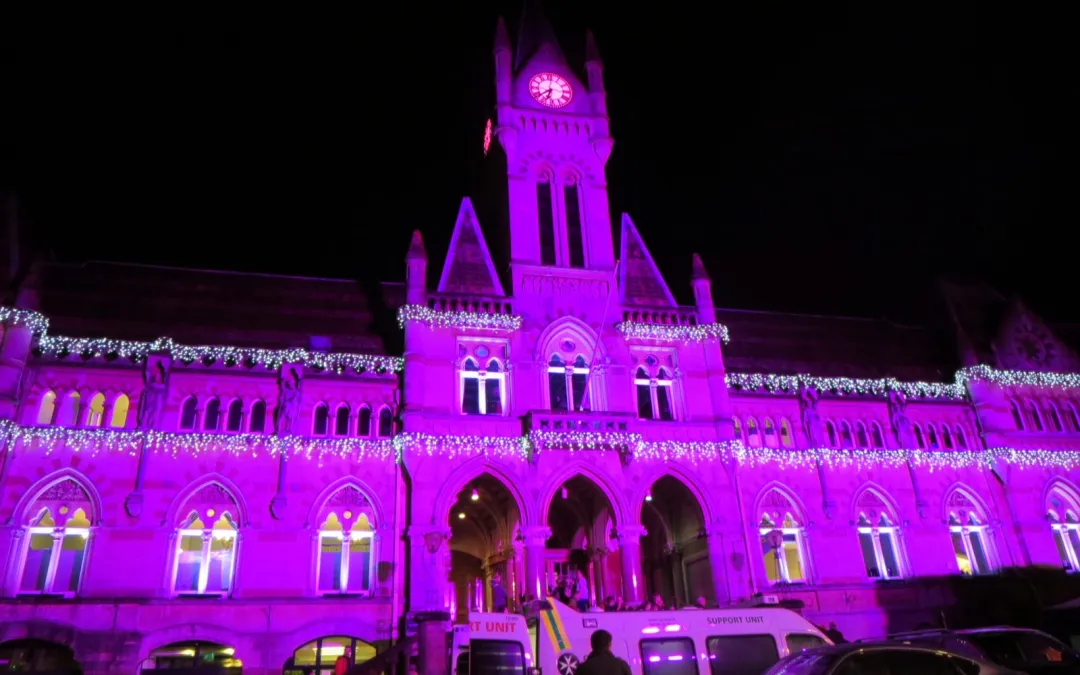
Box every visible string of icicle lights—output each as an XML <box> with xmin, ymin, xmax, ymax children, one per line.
<box><xmin>1</xmin><ymin>306</ymin><xmax>402</xmax><ymax>374</ymax></box>
<box><xmin>3</xmin><ymin>421</ymin><xmax>1080</xmax><ymax>471</ymax></box>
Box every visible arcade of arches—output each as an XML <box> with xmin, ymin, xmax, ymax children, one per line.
<box><xmin>446</xmin><ymin>472</ymin><xmax>714</xmax><ymax>621</ymax></box>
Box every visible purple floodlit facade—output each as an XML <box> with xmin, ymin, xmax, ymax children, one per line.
<box><xmin>3</xmin><ymin>11</ymin><xmax>1080</xmax><ymax>675</ymax></box>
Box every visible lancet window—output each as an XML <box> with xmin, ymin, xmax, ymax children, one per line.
<box><xmin>36</xmin><ymin>390</ymin><xmax>57</xmax><ymax>425</ymax></box>
<box><xmin>180</xmin><ymin>397</ymin><xmax>199</xmax><ymax>430</ymax></box>
<box><xmin>1048</xmin><ymin>486</ymin><xmax>1080</xmax><ymax>572</ymax></box>
<box><xmin>1009</xmin><ymin>401</ymin><xmax>1025</xmax><ymax>430</ymax></box>
<box><xmin>564</xmin><ymin>179</ymin><xmax>585</xmax><ymax>268</ymax></box>
<box><xmin>855</xmin><ymin>490</ymin><xmax>904</xmax><ymax>580</ymax></box>
<box><xmin>315</xmin><ymin>486</ymin><xmax>377</xmax><ymax>595</ymax></box>
<box><xmin>110</xmin><ymin>394</ymin><xmax>130</xmax><ymax>428</ymax></box>
<box><xmin>171</xmin><ymin>483</ymin><xmax>240</xmax><ymax>596</ymax></box>
<box><xmin>947</xmin><ymin>490</ymin><xmax>993</xmax><ymax>575</ymax></box>
<box><xmin>548</xmin><ymin>354</ymin><xmax>588</xmax><ymax>412</ymax></box>
<box><xmin>204</xmin><ymin>398</ymin><xmax>221</xmax><ymax>431</ymax></box>
<box><xmin>1026</xmin><ymin>400</ymin><xmax>1044</xmax><ymax>432</ymax></box>
<box><xmin>955</xmin><ymin>425</ymin><xmax>968</xmax><ymax>449</ymax></box>
<box><xmin>1046</xmin><ymin>402</ymin><xmax>1064</xmax><ymax>432</ymax></box>
<box><xmin>377</xmin><ymin>408</ymin><xmax>393</xmax><ymax>437</ymax></box>
<box><xmin>313</xmin><ymin>403</ymin><xmax>330</xmax><ymax>436</ymax></box>
<box><xmin>633</xmin><ymin>361</ymin><xmax>675</xmax><ymax>421</ymax></box>
<box><xmin>225</xmin><ymin>399</ymin><xmax>244</xmax><ymax>432</ymax></box>
<box><xmin>1067</xmin><ymin>403</ymin><xmax>1080</xmax><ymax>432</ymax></box>
<box><xmin>250</xmin><ymin>401</ymin><xmax>267</xmax><ymax>433</ymax></box>
<box><xmin>15</xmin><ymin>479</ymin><xmax>94</xmax><ymax>597</ymax></box>
<box><xmin>86</xmin><ymin>393</ymin><xmax>106</xmax><ymax>427</ymax></box>
<box><xmin>779</xmin><ymin>419</ymin><xmax>794</xmax><ymax>447</ymax></box>
<box><xmin>746</xmin><ymin>417</ymin><xmax>761</xmax><ymax>447</ymax></box>
<box><xmin>357</xmin><ymin>407</ymin><xmax>372</xmax><ymax>436</ymax></box>
<box><xmin>870</xmin><ymin>422</ymin><xmax>885</xmax><ymax>448</ymax></box>
<box><xmin>335</xmin><ymin>405</ymin><xmax>351</xmax><ymax>436</ymax></box>
<box><xmin>537</xmin><ymin>175</ymin><xmax>556</xmax><ymax>266</ymax></box>
<box><xmin>758</xmin><ymin>489</ymin><xmax>808</xmax><ymax>584</ymax></box>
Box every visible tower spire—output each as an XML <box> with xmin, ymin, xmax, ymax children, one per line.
<box><xmin>515</xmin><ymin>0</ymin><xmax>564</xmax><ymax>71</ymax></box>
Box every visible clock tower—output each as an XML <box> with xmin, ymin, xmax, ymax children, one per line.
<box><xmin>492</xmin><ymin>2</ymin><xmax>617</xmax><ymax>286</ymax></box>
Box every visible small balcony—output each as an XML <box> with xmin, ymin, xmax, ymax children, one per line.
<box><xmin>523</xmin><ymin>410</ymin><xmax>639</xmax><ymax>464</ymax></box>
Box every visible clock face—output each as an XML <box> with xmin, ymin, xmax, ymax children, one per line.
<box><xmin>529</xmin><ymin>72</ymin><xmax>573</xmax><ymax>108</ymax></box>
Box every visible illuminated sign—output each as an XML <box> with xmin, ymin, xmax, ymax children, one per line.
<box><xmin>706</xmin><ymin>616</ymin><xmax>766</xmax><ymax>626</ymax></box>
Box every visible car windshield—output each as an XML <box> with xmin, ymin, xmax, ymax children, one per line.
<box><xmin>763</xmin><ymin>651</ymin><xmax>836</xmax><ymax>675</ymax></box>
<box><xmin>964</xmin><ymin>631</ymin><xmax>1080</xmax><ymax>667</ymax></box>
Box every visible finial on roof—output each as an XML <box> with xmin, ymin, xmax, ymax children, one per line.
<box><xmin>691</xmin><ymin>253</ymin><xmax>710</xmax><ymax>281</ymax></box>
<box><xmin>494</xmin><ymin>16</ymin><xmax>511</xmax><ymax>54</ymax></box>
<box><xmin>407</xmin><ymin>229</ymin><xmax>427</xmax><ymax>261</ymax></box>
<box><xmin>585</xmin><ymin>29</ymin><xmax>601</xmax><ymax>65</ymax></box>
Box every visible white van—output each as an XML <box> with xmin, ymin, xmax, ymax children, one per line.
<box><xmin>452</xmin><ymin>597</ymin><xmax>832</xmax><ymax>675</ymax></box>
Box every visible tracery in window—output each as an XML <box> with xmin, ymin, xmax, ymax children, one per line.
<box><xmin>1047</xmin><ymin>485</ymin><xmax>1080</xmax><ymax>572</ymax></box>
<box><xmin>633</xmin><ymin>361</ymin><xmax>675</xmax><ymax>421</ymax></box>
<box><xmin>855</xmin><ymin>489</ymin><xmax>904</xmax><ymax>580</ymax></box>
<box><xmin>758</xmin><ymin>488</ymin><xmax>808</xmax><ymax>584</ymax></box>
<box><xmin>946</xmin><ymin>489</ymin><xmax>993</xmax><ymax>575</ymax></box>
<box><xmin>548</xmin><ymin>354</ymin><xmax>588</xmax><ymax>412</ymax></box>
<box><xmin>16</xmin><ymin>479</ymin><xmax>94</xmax><ymax>596</ymax></box>
<box><xmin>461</xmin><ymin>357</ymin><xmax>506</xmax><ymax>416</ymax></box>
<box><xmin>315</xmin><ymin>485</ymin><xmax>378</xmax><ymax>595</ymax></box>
<box><xmin>171</xmin><ymin>483</ymin><xmax>240</xmax><ymax>596</ymax></box>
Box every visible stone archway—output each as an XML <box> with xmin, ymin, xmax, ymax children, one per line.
<box><xmin>641</xmin><ymin>475</ymin><xmax>710</xmax><ymax>608</ymax></box>
<box><xmin>447</xmin><ymin>472</ymin><xmax>523</xmax><ymax>622</ymax></box>
<box><xmin>0</xmin><ymin>639</ymin><xmax>81</xmax><ymax>675</ymax></box>
<box><xmin>545</xmin><ymin>474</ymin><xmax>617</xmax><ymax>609</ymax></box>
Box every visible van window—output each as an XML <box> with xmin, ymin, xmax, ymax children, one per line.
<box><xmin>469</xmin><ymin>640</ymin><xmax>525</xmax><ymax>675</ymax></box>
<box><xmin>786</xmin><ymin>634</ymin><xmax>829</xmax><ymax>653</ymax></box>
<box><xmin>706</xmin><ymin>635</ymin><xmax>779</xmax><ymax>675</ymax></box>
<box><xmin>640</xmin><ymin>638</ymin><xmax>697</xmax><ymax>675</ymax></box>
<box><xmin>454</xmin><ymin>653</ymin><xmax>469</xmax><ymax>675</ymax></box>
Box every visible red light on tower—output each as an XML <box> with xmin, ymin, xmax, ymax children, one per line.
<box><xmin>483</xmin><ymin>119</ymin><xmax>493</xmax><ymax>156</ymax></box>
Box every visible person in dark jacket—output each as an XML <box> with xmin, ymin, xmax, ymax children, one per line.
<box><xmin>577</xmin><ymin>629</ymin><xmax>631</xmax><ymax>675</ymax></box>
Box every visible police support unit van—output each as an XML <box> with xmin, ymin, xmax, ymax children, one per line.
<box><xmin>452</xmin><ymin>597</ymin><xmax>832</xmax><ymax>675</ymax></box>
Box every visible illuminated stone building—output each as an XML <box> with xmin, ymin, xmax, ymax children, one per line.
<box><xmin>4</xmin><ymin>6</ymin><xmax>1080</xmax><ymax>675</ymax></box>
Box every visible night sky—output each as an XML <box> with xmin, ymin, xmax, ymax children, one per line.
<box><xmin>2</xmin><ymin>4</ymin><xmax>1068</xmax><ymax>323</ymax></box>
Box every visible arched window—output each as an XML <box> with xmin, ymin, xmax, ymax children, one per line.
<box><xmin>315</xmin><ymin>485</ymin><xmax>378</xmax><ymax>595</ymax></box>
<box><xmin>779</xmin><ymin>419</ymin><xmax>794</xmax><ymax>447</ymax></box>
<box><xmin>855</xmin><ymin>422</ymin><xmax>869</xmax><ymax>447</ymax></box>
<box><xmin>955</xmin><ymin>425</ymin><xmax>968</xmax><ymax>449</ymax></box>
<box><xmin>548</xmin><ymin>354</ymin><xmax>589</xmax><ymax>412</ymax></box>
<box><xmin>36</xmin><ymin>391</ymin><xmax>57</xmax><ymax>425</ymax></box>
<box><xmin>225</xmin><ymin>399</ymin><xmax>244</xmax><ymax>432</ymax></box>
<box><xmin>249</xmin><ymin>400</ymin><xmax>266</xmax><ymax>433</ymax></box>
<box><xmin>635</xmin><ymin>365</ymin><xmax>674</xmax><ymax>421</ymax></box>
<box><xmin>1010</xmin><ymin>401</ymin><xmax>1025</xmax><ymax>430</ymax></box>
<box><xmin>855</xmin><ymin>489</ymin><xmax>904</xmax><ymax>579</ymax></box>
<box><xmin>939</xmin><ymin>426</ymin><xmax>953</xmax><ymax>449</ymax></box>
<box><xmin>758</xmin><ymin>489</ymin><xmax>809</xmax><ymax>584</ymax></box>
<box><xmin>1067</xmin><ymin>403</ymin><xmax>1080</xmax><ymax>432</ymax></box>
<box><xmin>825</xmin><ymin>421</ymin><xmax>838</xmax><ymax>447</ymax></box>
<box><xmin>377</xmin><ymin>408</ymin><xmax>393</xmax><ymax>437</ymax></box>
<box><xmin>203</xmin><ymin>398</ymin><xmax>221</xmax><ymax>431</ymax></box>
<box><xmin>946</xmin><ymin>490</ymin><xmax>993</xmax><ymax>575</ymax></box>
<box><xmin>179</xmin><ymin>397</ymin><xmax>199</xmax><ymax>430</ymax></box>
<box><xmin>762</xmin><ymin>418</ymin><xmax>778</xmax><ymax>448</ymax></box>
<box><xmin>110</xmin><ymin>394</ymin><xmax>130</xmax><ymax>428</ymax></box>
<box><xmin>927</xmin><ymin>425</ymin><xmax>939</xmax><ymax>449</ymax></box>
<box><xmin>16</xmin><ymin>478</ymin><xmax>94</xmax><ymax>596</ymax></box>
<box><xmin>334</xmin><ymin>405</ymin><xmax>351</xmax><ymax>436</ymax></box>
<box><xmin>461</xmin><ymin>358</ymin><xmax>505</xmax><ymax>416</ymax></box>
<box><xmin>1047</xmin><ymin>485</ymin><xmax>1080</xmax><ymax>571</ymax></box>
<box><xmin>839</xmin><ymin>421</ymin><xmax>854</xmax><ymax>448</ymax></box>
<box><xmin>1026</xmin><ymin>400</ymin><xmax>1044</xmax><ymax>432</ymax></box>
<box><xmin>86</xmin><ymin>393</ymin><xmax>106</xmax><ymax>427</ymax></box>
<box><xmin>732</xmin><ymin>417</ymin><xmax>742</xmax><ymax>442</ymax></box>
<box><xmin>913</xmin><ymin>424</ymin><xmax>925</xmax><ymax>449</ymax></box>
<box><xmin>313</xmin><ymin>403</ymin><xmax>330</xmax><ymax>436</ymax></box>
<box><xmin>56</xmin><ymin>392</ymin><xmax>80</xmax><ymax>427</ymax></box>
<box><xmin>357</xmin><ymin>407</ymin><xmax>372</xmax><ymax>436</ymax></box>
<box><xmin>143</xmin><ymin>641</ymin><xmax>240</xmax><ymax>672</ymax></box>
<box><xmin>870</xmin><ymin>422</ymin><xmax>885</xmax><ymax>448</ymax></box>
<box><xmin>288</xmin><ymin>637</ymin><xmax>377</xmax><ymax>673</ymax></box>
<box><xmin>1046</xmin><ymin>402</ymin><xmax>1064</xmax><ymax>432</ymax></box>
<box><xmin>171</xmin><ymin>483</ymin><xmax>240</xmax><ymax>596</ymax></box>
<box><xmin>746</xmin><ymin>417</ymin><xmax>761</xmax><ymax>447</ymax></box>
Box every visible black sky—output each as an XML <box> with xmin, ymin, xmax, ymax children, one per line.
<box><xmin>1</xmin><ymin>4</ymin><xmax>1069</xmax><ymax>323</ymax></box>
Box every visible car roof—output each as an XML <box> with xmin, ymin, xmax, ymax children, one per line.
<box><xmin>885</xmin><ymin>626</ymin><xmax>1047</xmax><ymax>639</ymax></box>
<box><xmin>795</xmin><ymin>641</ymin><xmax>966</xmax><ymax>657</ymax></box>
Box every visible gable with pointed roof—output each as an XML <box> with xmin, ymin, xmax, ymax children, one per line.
<box><xmin>994</xmin><ymin>296</ymin><xmax>1080</xmax><ymax>372</ymax></box>
<box><xmin>437</xmin><ymin>197</ymin><xmax>505</xmax><ymax>297</ymax></box>
<box><xmin>618</xmin><ymin>214</ymin><xmax>676</xmax><ymax>307</ymax></box>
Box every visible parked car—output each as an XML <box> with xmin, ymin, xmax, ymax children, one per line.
<box><xmin>883</xmin><ymin>627</ymin><xmax>1080</xmax><ymax>674</ymax></box>
<box><xmin>764</xmin><ymin>642</ymin><xmax>1021</xmax><ymax>674</ymax></box>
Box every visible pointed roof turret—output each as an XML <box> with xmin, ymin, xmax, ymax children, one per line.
<box><xmin>406</xmin><ymin>229</ymin><xmax>427</xmax><ymax>261</ymax></box>
<box><xmin>437</xmin><ymin>197</ymin><xmax>505</xmax><ymax>297</ymax></box>
<box><xmin>585</xmin><ymin>29</ymin><xmax>601</xmax><ymax>65</ymax></box>
<box><xmin>618</xmin><ymin>214</ymin><xmax>677</xmax><ymax>307</ymax></box>
<box><xmin>691</xmin><ymin>253</ymin><xmax>710</xmax><ymax>281</ymax></box>
<box><xmin>494</xmin><ymin>16</ymin><xmax>511</xmax><ymax>54</ymax></box>
<box><xmin>515</xmin><ymin>0</ymin><xmax>565</xmax><ymax>71</ymax></box>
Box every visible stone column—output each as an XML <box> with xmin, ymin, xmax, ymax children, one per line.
<box><xmin>590</xmin><ymin>547</ymin><xmax>608</xmax><ymax>605</ymax></box>
<box><xmin>706</xmin><ymin>529</ymin><xmax>730</xmax><ymax>604</ymax></box>
<box><xmin>617</xmin><ymin>525</ymin><xmax>647</xmax><ymax>605</ymax></box>
<box><xmin>415</xmin><ymin>611</ymin><xmax>450</xmax><ymax>675</ymax></box>
<box><xmin>522</xmin><ymin>525</ymin><xmax>550</xmax><ymax>601</ymax></box>
<box><xmin>407</xmin><ymin>525</ymin><xmax>452</xmax><ymax>611</ymax></box>
<box><xmin>511</xmin><ymin>540</ymin><xmax>525</xmax><ymax>609</ymax></box>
